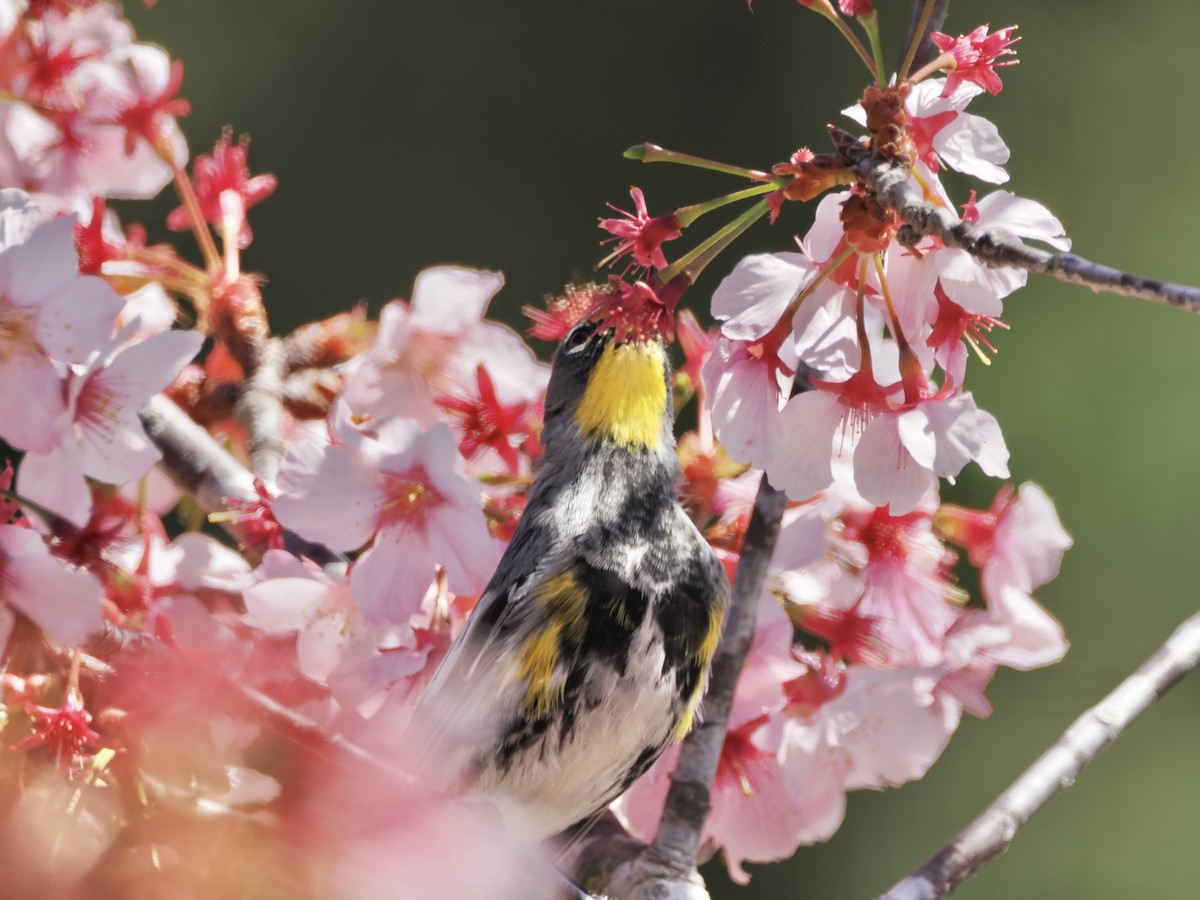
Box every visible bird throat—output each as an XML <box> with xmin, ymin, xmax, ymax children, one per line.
<box><xmin>574</xmin><ymin>341</ymin><xmax>668</xmax><ymax>451</ymax></box>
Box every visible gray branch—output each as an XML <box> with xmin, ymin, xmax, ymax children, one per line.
<box><xmin>877</xmin><ymin>609</ymin><xmax>1200</xmax><ymax>900</ymax></box>
<box><xmin>141</xmin><ymin>394</ymin><xmax>257</xmax><ymax>510</ymax></box>
<box><xmin>234</xmin><ymin>335</ymin><xmax>288</xmax><ymax>485</ymax></box>
<box><xmin>859</xmin><ymin>158</ymin><xmax>1200</xmax><ymax>313</ymax></box>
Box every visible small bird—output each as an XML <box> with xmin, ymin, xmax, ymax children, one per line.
<box><xmin>407</xmin><ymin>311</ymin><xmax>729</xmax><ymax>841</ymax></box>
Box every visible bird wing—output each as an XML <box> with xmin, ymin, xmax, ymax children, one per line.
<box><xmin>402</xmin><ymin>518</ymin><xmax>561</xmax><ymax>789</ymax></box>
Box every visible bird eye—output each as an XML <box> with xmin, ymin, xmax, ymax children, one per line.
<box><xmin>563</xmin><ymin>323</ymin><xmax>593</xmax><ymax>354</ymax></box>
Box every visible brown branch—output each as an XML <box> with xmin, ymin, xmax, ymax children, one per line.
<box><xmin>877</xmin><ymin>609</ymin><xmax>1200</xmax><ymax>900</ymax></box>
<box><xmin>859</xmin><ymin>157</ymin><xmax>1200</xmax><ymax>313</ymax></box>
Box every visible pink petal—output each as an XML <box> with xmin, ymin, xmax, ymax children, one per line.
<box><xmin>425</xmin><ymin>503</ymin><xmax>501</xmax><ymax>598</ymax></box>
<box><xmin>712</xmin><ymin>252</ymin><xmax>814</xmax><ymax>341</ymax></box>
<box><xmin>351</xmin><ymin>526</ymin><xmax>435</xmax><ymax>625</ymax></box>
<box><xmin>0</xmin><ymin>524</ymin><xmax>103</xmax><ymax>645</ymax></box>
<box><xmin>243</xmin><ymin>577</ymin><xmax>332</xmax><ymax>634</ymax></box>
<box><xmin>853</xmin><ymin>415</ymin><xmax>934</xmax><ymax>515</ymax></box>
<box><xmin>975</xmin><ymin>191</ymin><xmax>1071</xmax><ymax>251</ymax></box>
<box><xmin>409</xmin><ymin>266</ymin><xmax>503</xmax><ymax>334</ymax></box>
<box><xmin>934</xmin><ymin>112</ymin><xmax>1010</xmax><ymax>184</ymax></box>
<box><xmin>791</xmin><ymin>282</ymin><xmax>862</xmax><ymax>379</ymax></box>
<box><xmin>766</xmin><ymin>391</ymin><xmax>845</xmax><ymax>501</ymax></box>
<box><xmin>0</xmin><ymin>353</ymin><xmax>67</xmax><ymax>453</ymax></box>
<box><xmin>274</xmin><ymin>438</ymin><xmax>384</xmax><ymax>551</ymax></box>
<box><xmin>16</xmin><ymin>437</ymin><xmax>93</xmax><ymax>526</ymax></box>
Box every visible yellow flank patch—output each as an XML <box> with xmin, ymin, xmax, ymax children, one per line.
<box><xmin>673</xmin><ymin>600</ymin><xmax>726</xmax><ymax>743</ymax></box>
<box><xmin>574</xmin><ymin>341</ymin><xmax>667</xmax><ymax>449</ymax></box>
<box><xmin>514</xmin><ymin>620</ymin><xmax>564</xmax><ymax>717</ymax></box>
<box><xmin>694</xmin><ymin>601</ymin><xmax>725</xmax><ymax>665</ymax></box>
<box><xmin>511</xmin><ymin>569</ymin><xmax>590</xmax><ymax>716</ymax></box>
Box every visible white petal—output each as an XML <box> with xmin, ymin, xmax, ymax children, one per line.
<box><xmin>713</xmin><ymin>252</ymin><xmax>813</xmax><ymax>340</ymax></box>
<box><xmin>0</xmin><ymin>525</ymin><xmax>103</xmax><ymax>645</ymax></box>
<box><xmin>854</xmin><ymin>415</ymin><xmax>934</xmax><ymax>515</ymax></box>
<box><xmin>16</xmin><ymin>438</ymin><xmax>93</xmax><ymax>526</ymax></box>
<box><xmin>765</xmin><ymin>391</ymin><xmax>844</xmax><ymax>501</ymax></box>
<box><xmin>410</xmin><ymin>266</ymin><xmax>503</xmax><ymax>333</ymax></box>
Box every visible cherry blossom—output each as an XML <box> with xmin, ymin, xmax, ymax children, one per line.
<box><xmin>16</xmin><ymin>327</ymin><xmax>204</xmax><ymax>524</ymax></box>
<box><xmin>0</xmin><ymin>210</ymin><xmax>124</xmax><ymax>454</ymax></box>
<box><xmin>0</xmin><ymin>523</ymin><xmax>103</xmax><ymax>647</ymax></box>
<box><xmin>273</xmin><ymin>414</ymin><xmax>500</xmax><ymax>625</ymax></box>
<box><xmin>167</xmin><ymin>131</ymin><xmax>276</xmax><ymax>248</ymax></box>
<box><xmin>930</xmin><ymin>25</ymin><xmax>1020</xmax><ymax>98</ymax></box>
<box><xmin>598</xmin><ymin>186</ymin><xmax>682</xmax><ymax>272</ymax></box>
<box><xmin>340</xmin><ymin>266</ymin><xmax>547</xmax><ymax>425</ymax></box>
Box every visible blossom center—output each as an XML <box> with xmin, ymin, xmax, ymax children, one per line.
<box><xmin>379</xmin><ymin>468</ymin><xmax>439</xmax><ymax>527</ymax></box>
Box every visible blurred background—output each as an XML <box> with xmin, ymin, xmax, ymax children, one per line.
<box><xmin>123</xmin><ymin>1</ymin><xmax>1200</xmax><ymax>897</ymax></box>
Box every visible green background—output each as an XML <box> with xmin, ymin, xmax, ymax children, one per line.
<box><xmin>124</xmin><ymin>1</ymin><xmax>1200</xmax><ymax>897</ymax></box>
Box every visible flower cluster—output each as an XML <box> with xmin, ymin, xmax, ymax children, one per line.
<box><xmin>0</xmin><ymin>2</ymin><xmax>1074</xmax><ymax>896</ymax></box>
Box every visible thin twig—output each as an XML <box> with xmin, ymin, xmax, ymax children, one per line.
<box><xmin>859</xmin><ymin>158</ymin><xmax>1200</xmax><ymax>313</ymax></box>
<box><xmin>877</xmin><ymin>609</ymin><xmax>1200</xmax><ymax>900</ymax></box>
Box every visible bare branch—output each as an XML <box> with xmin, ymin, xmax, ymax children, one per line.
<box><xmin>859</xmin><ymin>158</ymin><xmax>1200</xmax><ymax>313</ymax></box>
<box><xmin>140</xmin><ymin>394</ymin><xmax>343</xmax><ymax>565</ymax></box>
<box><xmin>140</xmin><ymin>394</ymin><xmax>257</xmax><ymax>510</ymax></box>
<box><xmin>877</xmin><ymin>609</ymin><xmax>1200</xmax><ymax>900</ymax></box>
<box><xmin>234</xmin><ymin>335</ymin><xmax>288</xmax><ymax>484</ymax></box>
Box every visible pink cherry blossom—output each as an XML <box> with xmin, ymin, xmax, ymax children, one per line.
<box><xmin>704</xmin><ymin>332</ymin><xmax>797</xmax><ymax>470</ymax></box>
<box><xmin>0</xmin><ymin>211</ymin><xmax>123</xmax><ymax>454</ymax></box>
<box><xmin>847</xmin><ymin>80</ymin><xmax>1010</xmax><ymax>184</ymax></box>
<box><xmin>340</xmin><ymin>266</ymin><xmax>546</xmax><ymax>426</ymax></box>
<box><xmin>17</xmin><ymin>327</ymin><xmax>204</xmax><ymax>525</ymax></box>
<box><xmin>273</xmin><ymin>415</ymin><xmax>500</xmax><ymax>625</ymax></box>
<box><xmin>0</xmin><ymin>523</ymin><xmax>103</xmax><ymax>646</ymax></box>
<box><xmin>598</xmin><ymin>186</ymin><xmax>681</xmax><ymax>273</ymax></box>
<box><xmin>930</xmin><ymin>25</ymin><xmax>1020</xmax><ymax>98</ymax></box>
<box><xmin>166</xmin><ymin>131</ymin><xmax>276</xmax><ymax>249</ymax></box>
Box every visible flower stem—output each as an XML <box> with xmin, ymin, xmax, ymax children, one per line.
<box><xmin>812</xmin><ymin>4</ymin><xmax>879</xmax><ymax>79</ymax></box>
<box><xmin>859</xmin><ymin>11</ymin><xmax>889</xmax><ymax>85</ymax></box>
<box><xmin>171</xmin><ymin>161</ymin><xmax>221</xmax><ymax>273</ymax></box>
<box><xmin>662</xmin><ymin>199</ymin><xmax>770</xmax><ymax>284</ymax></box>
<box><xmin>676</xmin><ymin>182</ymin><xmax>782</xmax><ymax>228</ymax></box>
<box><xmin>908</xmin><ymin>51</ymin><xmax>955</xmax><ymax>86</ymax></box>
<box><xmin>626</xmin><ymin>144</ymin><xmax>771</xmax><ymax>181</ymax></box>
<box><xmin>899</xmin><ymin>0</ymin><xmax>939</xmax><ymax>82</ymax></box>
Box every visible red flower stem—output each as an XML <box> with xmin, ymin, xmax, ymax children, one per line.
<box><xmin>626</xmin><ymin>143</ymin><xmax>771</xmax><ymax>181</ymax></box>
<box><xmin>813</xmin><ymin>4</ymin><xmax>878</xmax><ymax>78</ymax></box>
<box><xmin>170</xmin><ymin>161</ymin><xmax>221</xmax><ymax>273</ymax></box>
<box><xmin>908</xmin><ymin>51</ymin><xmax>955</xmax><ymax>85</ymax></box>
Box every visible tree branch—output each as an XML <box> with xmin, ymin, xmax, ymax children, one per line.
<box><xmin>877</xmin><ymin>609</ymin><xmax>1200</xmax><ymax>900</ymax></box>
<box><xmin>234</xmin><ymin>335</ymin><xmax>288</xmax><ymax>485</ymax></box>
<box><xmin>140</xmin><ymin>393</ymin><xmax>342</xmax><ymax>565</ymax></box>
<box><xmin>140</xmin><ymin>394</ymin><xmax>257</xmax><ymax>510</ymax></box>
<box><xmin>858</xmin><ymin>157</ymin><xmax>1200</xmax><ymax>313</ymax></box>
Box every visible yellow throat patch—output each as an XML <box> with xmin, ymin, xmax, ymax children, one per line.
<box><xmin>574</xmin><ymin>341</ymin><xmax>667</xmax><ymax>450</ymax></box>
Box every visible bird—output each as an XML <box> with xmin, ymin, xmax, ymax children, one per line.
<box><xmin>405</xmin><ymin>311</ymin><xmax>729</xmax><ymax>842</ymax></box>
